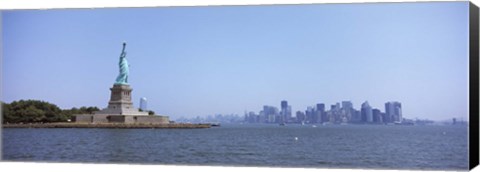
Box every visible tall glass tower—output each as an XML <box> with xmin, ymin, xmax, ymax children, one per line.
<box><xmin>361</xmin><ymin>101</ymin><xmax>373</xmax><ymax>123</ymax></box>
<box><xmin>140</xmin><ymin>97</ymin><xmax>147</xmax><ymax>111</ymax></box>
<box><xmin>385</xmin><ymin>101</ymin><xmax>402</xmax><ymax>123</ymax></box>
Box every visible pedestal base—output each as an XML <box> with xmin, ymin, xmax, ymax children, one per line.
<box><xmin>94</xmin><ymin>84</ymin><xmax>149</xmax><ymax>116</ymax></box>
<box><xmin>72</xmin><ymin>114</ymin><xmax>170</xmax><ymax>124</ymax></box>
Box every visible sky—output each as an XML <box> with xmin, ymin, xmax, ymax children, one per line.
<box><xmin>1</xmin><ymin>2</ymin><xmax>470</xmax><ymax>120</ymax></box>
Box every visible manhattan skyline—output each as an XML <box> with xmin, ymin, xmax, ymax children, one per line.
<box><xmin>2</xmin><ymin>2</ymin><xmax>469</xmax><ymax>120</ymax></box>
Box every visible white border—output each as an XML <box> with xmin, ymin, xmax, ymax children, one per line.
<box><xmin>0</xmin><ymin>0</ymin><xmax>470</xmax><ymax>10</ymax></box>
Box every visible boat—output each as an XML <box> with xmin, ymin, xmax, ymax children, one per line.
<box><xmin>279</xmin><ymin>123</ymin><xmax>286</xmax><ymax>126</ymax></box>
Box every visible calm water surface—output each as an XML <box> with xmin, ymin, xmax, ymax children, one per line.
<box><xmin>2</xmin><ymin>124</ymin><xmax>468</xmax><ymax>170</ymax></box>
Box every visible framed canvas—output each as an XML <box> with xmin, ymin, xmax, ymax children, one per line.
<box><xmin>1</xmin><ymin>0</ymin><xmax>479</xmax><ymax>171</ymax></box>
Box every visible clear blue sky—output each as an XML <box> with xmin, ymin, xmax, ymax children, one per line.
<box><xmin>2</xmin><ymin>2</ymin><xmax>469</xmax><ymax>121</ymax></box>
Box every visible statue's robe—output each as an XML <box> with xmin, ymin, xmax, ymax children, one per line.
<box><xmin>115</xmin><ymin>56</ymin><xmax>129</xmax><ymax>84</ymax></box>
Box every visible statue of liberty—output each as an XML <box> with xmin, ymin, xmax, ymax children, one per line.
<box><xmin>115</xmin><ymin>42</ymin><xmax>129</xmax><ymax>85</ymax></box>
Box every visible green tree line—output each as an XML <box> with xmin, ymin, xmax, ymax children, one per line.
<box><xmin>1</xmin><ymin>99</ymin><xmax>99</xmax><ymax>124</ymax></box>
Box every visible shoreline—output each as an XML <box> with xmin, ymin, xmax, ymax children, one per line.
<box><xmin>2</xmin><ymin>123</ymin><xmax>212</xmax><ymax>129</ymax></box>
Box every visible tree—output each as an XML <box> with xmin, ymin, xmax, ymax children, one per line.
<box><xmin>148</xmin><ymin>110</ymin><xmax>155</xmax><ymax>116</ymax></box>
<box><xmin>18</xmin><ymin>105</ymin><xmax>46</xmax><ymax>123</ymax></box>
<box><xmin>2</xmin><ymin>100</ymin><xmax>64</xmax><ymax>123</ymax></box>
<box><xmin>86</xmin><ymin>107</ymin><xmax>99</xmax><ymax>114</ymax></box>
<box><xmin>62</xmin><ymin>106</ymin><xmax>99</xmax><ymax>117</ymax></box>
<box><xmin>2</xmin><ymin>102</ymin><xmax>16</xmax><ymax>123</ymax></box>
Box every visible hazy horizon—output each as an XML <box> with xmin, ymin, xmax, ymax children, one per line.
<box><xmin>2</xmin><ymin>2</ymin><xmax>469</xmax><ymax>121</ymax></box>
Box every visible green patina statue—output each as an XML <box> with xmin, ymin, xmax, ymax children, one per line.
<box><xmin>115</xmin><ymin>42</ymin><xmax>129</xmax><ymax>85</ymax></box>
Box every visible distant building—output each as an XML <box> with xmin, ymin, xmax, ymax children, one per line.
<box><xmin>330</xmin><ymin>104</ymin><xmax>338</xmax><ymax>112</ymax></box>
<box><xmin>247</xmin><ymin>111</ymin><xmax>258</xmax><ymax>123</ymax></box>
<box><xmin>381</xmin><ymin>112</ymin><xmax>387</xmax><ymax>124</ymax></box>
<box><xmin>327</xmin><ymin>111</ymin><xmax>335</xmax><ymax>123</ymax></box>
<box><xmin>263</xmin><ymin>105</ymin><xmax>279</xmax><ymax>123</ymax></box>
<box><xmin>244</xmin><ymin>111</ymin><xmax>259</xmax><ymax>123</ymax></box>
<box><xmin>341</xmin><ymin>101</ymin><xmax>353</xmax><ymax>110</ymax></box>
<box><xmin>372</xmin><ymin>108</ymin><xmax>382</xmax><ymax>123</ymax></box>
<box><xmin>361</xmin><ymin>101</ymin><xmax>373</xmax><ymax>123</ymax></box>
<box><xmin>296</xmin><ymin>111</ymin><xmax>306</xmax><ymax>123</ymax></box>
<box><xmin>316</xmin><ymin>103</ymin><xmax>325</xmax><ymax>123</ymax></box>
<box><xmin>329</xmin><ymin>103</ymin><xmax>344</xmax><ymax>123</ymax></box>
<box><xmin>316</xmin><ymin>103</ymin><xmax>325</xmax><ymax>112</ymax></box>
<box><xmin>280</xmin><ymin>100</ymin><xmax>292</xmax><ymax>123</ymax></box>
<box><xmin>306</xmin><ymin>106</ymin><xmax>316</xmax><ymax>123</ymax></box>
<box><xmin>341</xmin><ymin>101</ymin><xmax>354</xmax><ymax>123</ymax></box>
<box><xmin>286</xmin><ymin>105</ymin><xmax>292</xmax><ymax>122</ymax></box>
<box><xmin>244</xmin><ymin>112</ymin><xmax>248</xmax><ymax>122</ymax></box>
<box><xmin>353</xmin><ymin>110</ymin><xmax>362</xmax><ymax>123</ymax></box>
<box><xmin>140</xmin><ymin>97</ymin><xmax>147</xmax><ymax>111</ymax></box>
<box><xmin>385</xmin><ymin>101</ymin><xmax>402</xmax><ymax>123</ymax></box>
<box><xmin>281</xmin><ymin>100</ymin><xmax>288</xmax><ymax>109</ymax></box>
<box><xmin>259</xmin><ymin>110</ymin><xmax>266</xmax><ymax>123</ymax></box>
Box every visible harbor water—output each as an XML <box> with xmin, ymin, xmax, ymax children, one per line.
<box><xmin>2</xmin><ymin>124</ymin><xmax>468</xmax><ymax>170</ymax></box>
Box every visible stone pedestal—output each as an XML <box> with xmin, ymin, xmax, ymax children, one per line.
<box><xmin>72</xmin><ymin>83</ymin><xmax>171</xmax><ymax>124</ymax></box>
<box><xmin>72</xmin><ymin>114</ymin><xmax>170</xmax><ymax>124</ymax></box>
<box><xmin>95</xmin><ymin>84</ymin><xmax>148</xmax><ymax>116</ymax></box>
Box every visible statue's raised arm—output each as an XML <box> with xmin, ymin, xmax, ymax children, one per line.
<box><xmin>121</xmin><ymin>42</ymin><xmax>126</xmax><ymax>57</ymax></box>
<box><xmin>115</xmin><ymin>42</ymin><xmax>129</xmax><ymax>85</ymax></box>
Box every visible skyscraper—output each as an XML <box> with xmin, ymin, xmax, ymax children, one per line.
<box><xmin>139</xmin><ymin>97</ymin><xmax>147</xmax><ymax>111</ymax></box>
<box><xmin>263</xmin><ymin>105</ymin><xmax>279</xmax><ymax>123</ymax></box>
<box><xmin>341</xmin><ymin>101</ymin><xmax>353</xmax><ymax>110</ymax></box>
<box><xmin>316</xmin><ymin>103</ymin><xmax>325</xmax><ymax>123</ymax></box>
<box><xmin>385</xmin><ymin>101</ymin><xmax>402</xmax><ymax>123</ymax></box>
<box><xmin>353</xmin><ymin>110</ymin><xmax>362</xmax><ymax>123</ymax></box>
<box><xmin>306</xmin><ymin>106</ymin><xmax>316</xmax><ymax>123</ymax></box>
<box><xmin>280</xmin><ymin>100</ymin><xmax>291</xmax><ymax>123</ymax></box>
<box><xmin>330</xmin><ymin>104</ymin><xmax>341</xmax><ymax>123</ymax></box>
<box><xmin>341</xmin><ymin>101</ymin><xmax>354</xmax><ymax>123</ymax></box>
<box><xmin>259</xmin><ymin>110</ymin><xmax>266</xmax><ymax>123</ymax></box>
<box><xmin>361</xmin><ymin>101</ymin><xmax>373</xmax><ymax>123</ymax></box>
<box><xmin>296</xmin><ymin>111</ymin><xmax>306</xmax><ymax>123</ymax></box>
<box><xmin>372</xmin><ymin>108</ymin><xmax>382</xmax><ymax>123</ymax></box>
<box><xmin>286</xmin><ymin>105</ymin><xmax>292</xmax><ymax>122</ymax></box>
<box><xmin>330</xmin><ymin>104</ymin><xmax>337</xmax><ymax>111</ymax></box>
<box><xmin>281</xmin><ymin>100</ymin><xmax>288</xmax><ymax>109</ymax></box>
<box><xmin>316</xmin><ymin>103</ymin><xmax>325</xmax><ymax>112</ymax></box>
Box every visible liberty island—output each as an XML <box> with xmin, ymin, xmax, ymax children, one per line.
<box><xmin>3</xmin><ymin>42</ymin><xmax>210</xmax><ymax>129</ymax></box>
<box><xmin>72</xmin><ymin>42</ymin><xmax>169</xmax><ymax>124</ymax></box>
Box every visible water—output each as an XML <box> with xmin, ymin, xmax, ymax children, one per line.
<box><xmin>2</xmin><ymin>124</ymin><xmax>468</xmax><ymax>170</ymax></box>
